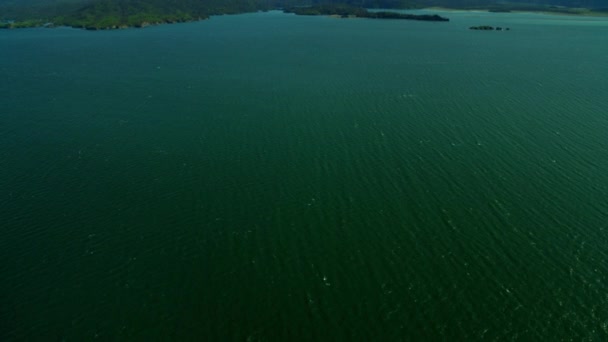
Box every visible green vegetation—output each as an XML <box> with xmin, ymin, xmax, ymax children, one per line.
<box><xmin>69</xmin><ymin>0</ymin><xmax>307</xmax><ymax>29</ymax></box>
<box><xmin>11</xmin><ymin>19</ymin><xmax>45</xmax><ymax>28</ymax></box>
<box><xmin>0</xmin><ymin>19</ymin><xmax>46</xmax><ymax>28</ymax></box>
<box><xmin>284</xmin><ymin>4</ymin><xmax>449</xmax><ymax>21</ymax></box>
<box><xmin>0</xmin><ymin>0</ymin><xmax>606</xmax><ymax>30</ymax></box>
<box><xmin>53</xmin><ymin>0</ymin><xmax>217</xmax><ymax>29</ymax></box>
<box><xmin>284</xmin><ymin>4</ymin><xmax>370</xmax><ymax>17</ymax></box>
<box><xmin>1</xmin><ymin>0</ymin><xmax>280</xmax><ymax>29</ymax></box>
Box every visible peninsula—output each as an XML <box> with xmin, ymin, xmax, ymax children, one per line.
<box><xmin>284</xmin><ymin>5</ymin><xmax>449</xmax><ymax>21</ymax></box>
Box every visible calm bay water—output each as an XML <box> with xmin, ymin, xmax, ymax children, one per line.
<box><xmin>1</xmin><ymin>10</ymin><xmax>608</xmax><ymax>340</ymax></box>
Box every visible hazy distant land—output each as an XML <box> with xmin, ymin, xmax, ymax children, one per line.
<box><xmin>428</xmin><ymin>4</ymin><xmax>608</xmax><ymax>17</ymax></box>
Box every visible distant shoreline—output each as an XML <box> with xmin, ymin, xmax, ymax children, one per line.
<box><xmin>284</xmin><ymin>5</ymin><xmax>449</xmax><ymax>22</ymax></box>
<box><xmin>2</xmin><ymin>4</ymin><xmax>607</xmax><ymax>31</ymax></box>
<box><xmin>423</xmin><ymin>6</ymin><xmax>608</xmax><ymax>17</ymax></box>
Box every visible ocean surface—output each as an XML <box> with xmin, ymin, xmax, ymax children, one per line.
<box><xmin>1</xmin><ymin>9</ymin><xmax>608</xmax><ymax>340</ymax></box>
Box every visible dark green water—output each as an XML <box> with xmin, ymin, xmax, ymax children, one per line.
<box><xmin>2</xmin><ymin>10</ymin><xmax>608</xmax><ymax>340</ymax></box>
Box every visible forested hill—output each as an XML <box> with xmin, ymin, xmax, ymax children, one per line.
<box><xmin>2</xmin><ymin>0</ymin><xmax>608</xmax><ymax>29</ymax></box>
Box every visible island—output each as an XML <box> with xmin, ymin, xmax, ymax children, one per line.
<box><xmin>284</xmin><ymin>5</ymin><xmax>449</xmax><ymax>22</ymax></box>
<box><xmin>469</xmin><ymin>25</ymin><xmax>510</xmax><ymax>31</ymax></box>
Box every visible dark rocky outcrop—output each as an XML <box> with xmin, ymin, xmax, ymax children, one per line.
<box><xmin>469</xmin><ymin>25</ymin><xmax>510</xmax><ymax>30</ymax></box>
<box><xmin>470</xmin><ymin>25</ymin><xmax>494</xmax><ymax>30</ymax></box>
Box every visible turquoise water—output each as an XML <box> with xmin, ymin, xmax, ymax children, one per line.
<box><xmin>1</xmin><ymin>10</ymin><xmax>608</xmax><ymax>340</ymax></box>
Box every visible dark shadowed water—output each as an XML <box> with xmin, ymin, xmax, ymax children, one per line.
<box><xmin>1</xmin><ymin>10</ymin><xmax>608</xmax><ymax>340</ymax></box>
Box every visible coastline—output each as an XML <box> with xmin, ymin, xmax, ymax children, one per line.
<box><xmin>2</xmin><ymin>4</ymin><xmax>607</xmax><ymax>31</ymax></box>
<box><xmin>423</xmin><ymin>6</ymin><xmax>608</xmax><ymax>17</ymax></box>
